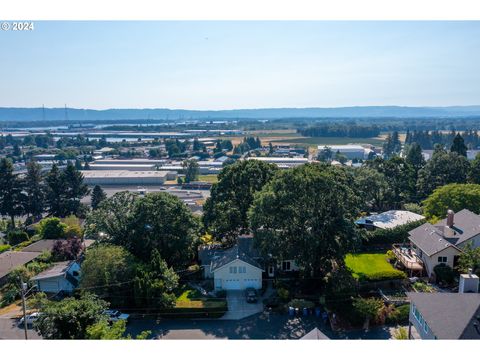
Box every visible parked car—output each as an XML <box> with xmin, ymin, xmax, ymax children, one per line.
<box><xmin>104</xmin><ymin>310</ymin><xmax>130</xmax><ymax>323</ymax></box>
<box><xmin>18</xmin><ymin>312</ymin><xmax>40</xmax><ymax>327</ymax></box>
<box><xmin>245</xmin><ymin>288</ymin><xmax>258</xmax><ymax>303</ymax></box>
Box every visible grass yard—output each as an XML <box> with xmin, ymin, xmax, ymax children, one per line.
<box><xmin>175</xmin><ymin>285</ymin><xmax>226</xmax><ymax>309</ymax></box>
<box><xmin>345</xmin><ymin>253</ymin><xmax>406</xmax><ymax>282</ymax></box>
<box><xmin>198</xmin><ymin>174</ymin><xmax>219</xmax><ymax>184</ymax></box>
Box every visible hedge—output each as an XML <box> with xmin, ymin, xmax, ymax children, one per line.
<box><xmin>386</xmin><ymin>304</ymin><xmax>410</xmax><ymax>325</ymax></box>
<box><xmin>357</xmin><ymin>270</ymin><xmax>407</xmax><ymax>282</ymax></box>
<box><xmin>159</xmin><ymin>301</ymin><xmax>228</xmax><ymax>319</ymax></box>
<box><xmin>363</xmin><ymin>220</ymin><xmax>426</xmax><ymax>246</ymax></box>
<box><xmin>0</xmin><ymin>244</ymin><xmax>11</xmax><ymax>253</ymax></box>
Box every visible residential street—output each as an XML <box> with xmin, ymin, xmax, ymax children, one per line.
<box><xmin>126</xmin><ymin>312</ymin><xmax>399</xmax><ymax>340</ymax></box>
<box><xmin>0</xmin><ymin>318</ymin><xmax>42</xmax><ymax>340</ymax></box>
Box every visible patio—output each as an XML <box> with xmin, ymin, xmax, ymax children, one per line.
<box><xmin>392</xmin><ymin>244</ymin><xmax>424</xmax><ymax>276</ymax></box>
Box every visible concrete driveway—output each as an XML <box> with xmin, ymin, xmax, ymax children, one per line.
<box><xmin>221</xmin><ymin>290</ymin><xmax>263</xmax><ymax>320</ymax></box>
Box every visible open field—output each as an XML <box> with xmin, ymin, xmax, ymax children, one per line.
<box><xmin>345</xmin><ymin>253</ymin><xmax>406</xmax><ymax>281</ymax></box>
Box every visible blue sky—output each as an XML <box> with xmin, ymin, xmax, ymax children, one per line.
<box><xmin>1</xmin><ymin>21</ymin><xmax>479</xmax><ymax>109</ymax></box>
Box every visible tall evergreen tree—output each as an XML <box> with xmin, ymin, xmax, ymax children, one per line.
<box><xmin>450</xmin><ymin>133</ymin><xmax>468</xmax><ymax>157</ymax></box>
<box><xmin>0</xmin><ymin>158</ymin><xmax>26</xmax><ymax>228</ymax></box>
<box><xmin>91</xmin><ymin>185</ymin><xmax>107</xmax><ymax>210</ymax></box>
<box><xmin>24</xmin><ymin>161</ymin><xmax>45</xmax><ymax>219</ymax></box>
<box><xmin>45</xmin><ymin>164</ymin><xmax>67</xmax><ymax>217</ymax></box>
<box><xmin>63</xmin><ymin>162</ymin><xmax>89</xmax><ymax>216</ymax></box>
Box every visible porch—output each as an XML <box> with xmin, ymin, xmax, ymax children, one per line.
<box><xmin>392</xmin><ymin>244</ymin><xmax>424</xmax><ymax>277</ymax></box>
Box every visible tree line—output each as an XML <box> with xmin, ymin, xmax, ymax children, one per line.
<box><xmin>298</xmin><ymin>124</ymin><xmax>380</xmax><ymax>138</ymax></box>
<box><xmin>405</xmin><ymin>129</ymin><xmax>480</xmax><ymax>150</ymax></box>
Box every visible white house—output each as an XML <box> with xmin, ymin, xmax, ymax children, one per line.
<box><xmin>408</xmin><ymin>209</ymin><xmax>480</xmax><ymax>277</ymax></box>
<box><xmin>30</xmin><ymin>261</ymin><xmax>81</xmax><ymax>294</ymax></box>
<box><xmin>210</xmin><ymin>245</ymin><xmax>263</xmax><ymax>290</ymax></box>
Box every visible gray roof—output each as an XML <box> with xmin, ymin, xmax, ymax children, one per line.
<box><xmin>21</xmin><ymin>239</ymin><xmax>63</xmax><ymax>253</ymax></box>
<box><xmin>210</xmin><ymin>236</ymin><xmax>263</xmax><ymax>271</ymax></box>
<box><xmin>409</xmin><ymin>209</ymin><xmax>480</xmax><ymax>256</ymax></box>
<box><xmin>356</xmin><ymin>210</ymin><xmax>424</xmax><ymax>230</ymax></box>
<box><xmin>0</xmin><ymin>251</ymin><xmax>40</xmax><ymax>279</ymax></box>
<box><xmin>30</xmin><ymin>261</ymin><xmax>72</xmax><ymax>281</ymax></box>
<box><xmin>300</xmin><ymin>327</ymin><xmax>330</xmax><ymax>340</ymax></box>
<box><xmin>407</xmin><ymin>292</ymin><xmax>480</xmax><ymax>339</ymax></box>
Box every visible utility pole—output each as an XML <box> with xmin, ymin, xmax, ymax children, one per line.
<box><xmin>20</xmin><ymin>280</ymin><xmax>28</xmax><ymax>340</ymax></box>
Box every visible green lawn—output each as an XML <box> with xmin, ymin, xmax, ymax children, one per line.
<box><xmin>175</xmin><ymin>285</ymin><xmax>226</xmax><ymax>309</ymax></box>
<box><xmin>345</xmin><ymin>253</ymin><xmax>406</xmax><ymax>281</ymax></box>
<box><xmin>198</xmin><ymin>174</ymin><xmax>219</xmax><ymax>184</ymax></box>
<box><xmin>274</xmin><ymin>136</ymin><xmax>384</xmax><ymax>147</ymax></box>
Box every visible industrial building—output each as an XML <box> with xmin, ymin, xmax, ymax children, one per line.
<box><xmin>317</xmin><ymin>145</ymin><xmax>373</xmax><ymax>160</ymax></box>
<box><xmin>245</xmin><ymin>157</ymin><xmax>309</xmax><ymax>168</ymax></box>
<box><xmin>81</xmin><ymin>170</ymin><xmax>173</xmax><ymax>185</ymax></box>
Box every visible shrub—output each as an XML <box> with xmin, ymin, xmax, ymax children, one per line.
<box><xmin>7</xmin><ymin>230</ymin><xmax>29</xmax><ymax>246</ymax></box>
<box><xmin>13</xmin><ymin>240</ymin><xmax>34</xmax><ymax>251</ymax></box>
<box><xmin>364</xmin><ymin>220</ymin><xmax>426</xmax><ymax>246</ymax></box>
<box><xmin>412</xmin><ymin>281</ymin><xmax>435</xmax><ymax>293</ymax></box>
<box><xmin>386</xmin><ymin>304</ymin><xmax>410</xmax><ymax>325</ymax></box>
<box><xmin>65</xmin><ymin>224</ymin><xmax>83</xmax><ymax>239</ymax></box>
<box><xmin>433</xmin><ymin>264</ymin><xmax>455</xmax><ymax>285</ymax></box>
<box><xmin>393</xmin><ymin>327</ymin><xmax>408</xmax><ymax>340</ymax></box>
<box><xmin>386</xmin><ymin>250</ymin><xmax>396</xmax><ymax>262</ymax></box>
<box><xmin>287</xmin><ymin>299</ymin><xmax>315</xmax><ymax>309</ymax></box>
<box><xmin>0</xmin><ymin>244</ymin><xmax>11</xmax><ymax>253</ymax></box>
<box><xmin>352</xmin><ymin>297</ymin><xmax>385</xmax><ymax>322</ymax></box>
<box><xmin>277</xmin><ymin>287</ymin><xmax>290</xmax><ymax>301</ymax></box>
<box><xmin>52</xmin><ymin>238</ymin><xmax>84</xmax><ymax>261</ymax></box>
<box><xmin>358</xmin><ymin>270</ymin><xmax>406</xmax><ymax>282</ymax></box>
<box><xmin>37</xmin><ymin>217</ymin><xmax>67</xmax><ymax>239</ymax></box>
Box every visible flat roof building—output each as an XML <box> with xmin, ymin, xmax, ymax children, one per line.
<box><xmin>317</xmin><ymin>144</ymin><xmax>373</xmax><ymax>160</ymax></box>
<box><xmin>82</xmin><ymin>170</ymin><xmax>169</xmax><ymax>185</ymax></box>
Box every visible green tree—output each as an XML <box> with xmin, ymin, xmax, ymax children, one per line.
<box><xmin>90</xmin><ymin>185</ymin><xmax>107</xmax><ymax>209</ymax></box>
<box><xmin>133</xmin><ymin>249</ymin><xmax>179</xmax><ymax>309</ymax></box>
<box><xmin>45</xmin><ymin>164</ymin><xmax>67</xmax><ymax>217</ymax></box>
<box><xmin>456</xmin><ymin>244</ymin><xmax>480</xmax><ymax>275</ymax></box>
<box><xmin>34</xmin><ymin>293</ymin><xmax>108</xmax><ymax>339</ymax></box>
<box><xmin>0</xmin><ymin>158</ymin><xmax>26</xmax><ymax>228</ymax></box>
<box><xmin>468</xmin><ymin>153</ymin><xmax>480</xmax><ymax>184</ymax></box>
<box><xmin>417</xmin><ymin>148</ymin><xmax>470</xmax><ymax>199</ymax></box>
<box><xmin>203</xmin><ymin>160</ymin><xmax>278</xmax><ymax>243</ymax></box>
<box><xmin>37</xmin><ymin>217</ymin><xmax>67</xmax><ymax>239</ymax></box>
<box><xmin>354</xmin><ymin>167</ymin><xmax>390</xmax><ymax>212</ymax></box>
<box><xmin>352</xmin><ymin>297</ymin><xmax>384</xmax><ymax>330</ymax></box>
<box><xmin>450</xmin><ymin>133</ymin><xmax>468</xmax><ymax>157</ymax></box>
<box><xmin>24</xmin><ymin>161</ymin><xmax>45</xmax><ymax>219</ymax></box>
<box><xmin>85</xmin><ymin>191</ymin><xmax>138</xmax><ymax>245</ymax></box>
<box><xmin>422</xmin><ymin>183</ymin><xmax>480</xmax><ymax>220</ymax></box>
<box><xmin>63</xmin><ymin>162</ymin><xmax>89</xmax><ymax>216</ymax></box>
<box><xmin>129</xmin><ymin>192</ymin><xmax>199</xmax><ymax>265</ymax></box>
<box><xmin>249</xmin><ymin>163</ymin><xmax>360</xmax><ymax>276</ymax></box>
<box><xmin>86</xmin><ymin>319</ymin><xmax>150</xmax><ymax>339</ymax></box>
<box><xmin>80</xmin><ymin>245</ymin><xmax>136</xmax><ymax>308</ymax></box>
<box><xmin>405</xmin><ymin>142</ymin><xmax>426</xmax><ymax>175</ymax></box>
<box><xmin>182</xmin><ymin>159</ymin><xmax>199</xmax><ymax>183</ymax></box>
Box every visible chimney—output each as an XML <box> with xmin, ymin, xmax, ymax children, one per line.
<box><xmin>447</xmin><ymin>209</ymin><xmax>454</xmax><ymax>227</ymax></box>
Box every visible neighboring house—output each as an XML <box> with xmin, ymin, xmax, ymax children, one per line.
<box><xmin>407</xmin><ymin>209</ymin><xmax>480</xmax><ymax>277</ymax></box>
<box><xmin>356</xmin><ymin>210</ymin><xmax>425</xmax><ymax>231</ymax></box>
<box><xmin>0</xmin><ymin>251</ymin><xmax>40</xmax><ymax>286</ymax></box>
<box><xmin>407</xmin><ymin>292</ymin><xmax>480</xmax><ymax>339</ymax></box>
<box><xmin>21</xmin><ymin>239</ymin><xmax>95</xmax><ymax>253</ymax></box>
<box><xmin>30</xmin><ymin>261</ymin><xmax>81</xmax><ymax>294</ymax></box>
<box><xmin>198</xmin><ymin>236</ymin><xmax>299</xmax><ymax>285</ymax></box>
<box><xmin>300</xmin><ymin>327</ymin><xmax>330</xmax><ymax>340</ymax></box>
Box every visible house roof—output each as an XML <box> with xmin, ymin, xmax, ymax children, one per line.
<box><xmin>409</xmin><ymin>209</ymin><xmax>480</xmax><ymax>256</ymax></box>
<box><xmin>356</xmin><ymin>210</ymin><xmax>425</xmax><ymax>230</ymax></box>
<box><xmin>300</xmin><ymin>327</ymin><xmax>330</xmax><ymax>340</ymax></box>
<box><xmin>210</xmin><ymin>237</ymin><xmax>263</xmax><ymax>272</ymax></box>
<box><xmin>30</xmin><ymin>261</ymin><xmax>73</xmax><ymax>281</ymax></box>
<box><xmin>407</xmin><ymin>292</ymin><xmax>480</xmax><ymax>339</ymax></box>
<box><xmin>0</xmin><ymin>251</ymin><xmax>40</xmax><ymax>279</ymax></box>
<box><xmin>21</xmin><ymin>239</ymin><xmax>95</xmax><ymax>253</ymax></box>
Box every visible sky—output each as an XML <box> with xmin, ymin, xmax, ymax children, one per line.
<box><xmin>0</xmin><ymin>21</ymin><xmax>479</xmax><ymax>110</ymax></box>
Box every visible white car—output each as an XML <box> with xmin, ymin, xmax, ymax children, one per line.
<box><xmin>19</xmin><ymin>312</ymin><xmax>40</xmax><ymax>326</ymax></box>
<box><xmin>104</xmin><ymin>310</ymin><xmax>130</xmax><ymax>323</ymax></box>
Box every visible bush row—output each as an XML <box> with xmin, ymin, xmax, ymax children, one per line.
<box><xmin>363</xmin><ymin>220</ymin><xmax>426</xmax><ymax>246</ymax></box>
<box><xmin>357</xmin><ymin>269</ymin><xmax>407</xmax><ymax>282</ymax></box>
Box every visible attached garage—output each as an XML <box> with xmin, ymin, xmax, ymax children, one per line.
<box><xmin>212</xmin><ymin>254</ymin><xmax>263</xmax><ymax>291</ymax></box>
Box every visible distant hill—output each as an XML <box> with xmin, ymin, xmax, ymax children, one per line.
<box><xmin>1</xmin><ymin>106</ymin><xmax>480</xmax><ymax>122</ymax></box>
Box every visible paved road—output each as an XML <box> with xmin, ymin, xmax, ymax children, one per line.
<box><xmin>0</xmin><ymin>319</ymin><xmax>41</xmax><ymax>340</ymax></box>
<box><xmin>126</xmin><ymin>312</ymin><xmax>398</xmax><ymax>340</ymax></box>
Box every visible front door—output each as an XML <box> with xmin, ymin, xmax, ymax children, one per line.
<box><xmin>268</xmin><ymin>266</ymin><xmax>275</xmax><ymax>277</ymax></box>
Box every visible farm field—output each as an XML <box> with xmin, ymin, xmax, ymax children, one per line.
<box><xmin>198</xmin><ymin>174</ymin><xmax>218</xmax><ymax>183</ymax></box>
<box><xmin>273</xmin><ymin>136</ymin><xmax>385</xmax><ymax>147</ymax></box>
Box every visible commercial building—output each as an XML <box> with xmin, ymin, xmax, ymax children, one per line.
<box><xmin>245</xmin><ymin>157</ymin><xmax>309</xmax><ymax>168</ymax></box>
<box><xmin>81</xmin><ymin>170</ymin><xmax>171</xmax><ymax>185</ymax></box>
<box><xmin>317</xmin><ymin>144</ymin><xmax>373</xmax><ymax>160</ymax></box>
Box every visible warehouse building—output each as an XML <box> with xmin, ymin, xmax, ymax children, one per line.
<box><xmin>81</xmin><ymin>170</ymin><xmax>172</xmax><ymax>185</ymax></box>
<box><xmin>317</xmin><ymin>144</ymin><xmax>373</xmax><ymax>160</ymax></box>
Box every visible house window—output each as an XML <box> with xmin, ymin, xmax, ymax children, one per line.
<box><xmin>233</xmin><ymin>267</ymin><xmax>237</xmax><ymax>274</ymax></box>
<box><xmin>240</xmin><ymin>266</ymin><xmax>246</xmax><ymax>273</ymax></box>
<box><xmin>424</xmin><ymin>321</ymin><xmax>429</xmax><ymax>334</ymax></box>
<box><xmin>438</xmin><ymin>256</ymin><xmax>447</xmax><ymax>263</ymax></box>
<box><xmin>282</xmin><ymin>261</ymin><xmax>291</xmax><ymax>271</ymax></box>
<box><xmin>229</xmin><ymin>267</ymin><xmax>235</xmax><ymax>273</ymax></box>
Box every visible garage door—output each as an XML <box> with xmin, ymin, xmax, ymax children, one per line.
<box><xmin>223</xmin><ymin>279</ymin><xmax>241</xmax><ymax>290</ymax></box>
<box><xmin>244</xmin><ymin>278</ymin><xmax>261</xmax><ymax>289</ymax></box>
